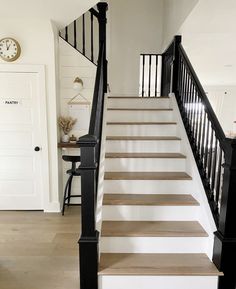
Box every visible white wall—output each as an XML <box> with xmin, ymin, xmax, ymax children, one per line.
<box><xmin>0</xmin><ymin>0</ymin><xmax>98</xmax><ymax>28</ymax></box>
<box><xmin>107</xmin><ymin>0</ymin><xmax>164</xmax><ymax>96</ymax></box>
<box><xmin>162</xmin><ymin>0</ymin><xmax>236</xmax><ymax>134</ymax></box>
<box><xmin>205</xmin><ymin>86</ymin><xmax>236</xmax><ymax>135</ymax></box>
<box><xmin>0</xmin><ymin>18</ymin><xmax>60</xmax><ymax>211</ymax></box>
<box><xmin>58</xmin><ymin>38</ymin><xmax>96</xmax><ymax>203</ymax></box>
<box><xmin>162</xmin><ymin>0</ymin><xmax>199</xmax><ymax>49</ymax></box>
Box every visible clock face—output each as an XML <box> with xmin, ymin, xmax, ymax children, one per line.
<box><xmin>0</xmin><ymin>38</ymin><xmax>21</xmax><ymax>62</ymax></box>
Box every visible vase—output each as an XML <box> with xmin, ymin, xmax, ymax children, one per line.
<box><xmin>62</xmin><ymin>134</ymin><xmax>70</xmax><ymax>143</ymax></box>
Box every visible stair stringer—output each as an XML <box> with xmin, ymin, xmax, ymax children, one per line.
<box><xmin>170</xmin><ymin>92</ymin><xmax>217</xmax><ymax>259</ymax></box>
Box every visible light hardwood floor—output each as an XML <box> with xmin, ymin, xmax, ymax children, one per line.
<box><xmin>0</xmin><ymin>207</ymin><xmax>81</xmax><ymax>289</ymax></box>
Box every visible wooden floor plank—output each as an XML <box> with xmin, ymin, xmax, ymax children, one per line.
<box><xmin>0</xmin><ymin>208</ymin><xmax>80</xmax><ymax>289</ymax></box>
<box><xmin>104</xmin><ymin>172</ymin><xmax>192</xmax><ymax>180</ymax></box>
<box><xmin>103</xmin><ymin>194</ymin><xmax>199</xmax><ymax>206</ymax></box>
<box><xmin>101</xmin><ymin>221</ymin><xmax>208</xmax><ymax>237</ymax></box>
<box><xmin>98</xmin><ymin>253</ymin><xmax>223</xmax><ymax>276</ymax></box>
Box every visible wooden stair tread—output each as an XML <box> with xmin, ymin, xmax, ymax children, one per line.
<box><xmin>103</xmin><ymin>194</ymin><xmax>199</xmax><ymax>206</ymax></box>
<box><xmin>107</xmin><ymin>121</ymin><xmax>177</xmax><ymax>125</ymax></box>
<box><xmin>101</xmin><ymin>221</ymin><xmax>208</xmax><ymax>237</ymax></box>
<box><xmin>105</xmin><ymin>153</ymin><xmax>186</xmax><ymax>159</ymax></box>
<box><xmin>104</xmin><ymin>172</ymin><xmax>192</xmax><ymax>180</ymax></box>
<box><xmin>98</xmin><ymin>253</ymin><xmax>223</xmax><ymax>276</ymax></box>
<box><xmin>108</xmin><ymin>96</ymin><xmax>169</xmax><ymax>99</ymax></box>
<box><xmin>106</xmin><ymin>136</ymin><xmax>181</xmax><ymax>141</ymax></box>
<box><xmin>107</xmin><ymin>108</ymin><xmax>173</xmax><ymax>111</ymax></box>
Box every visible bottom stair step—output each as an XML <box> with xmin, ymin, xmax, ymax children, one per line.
<box><xmin>98</xmin><ymin>253</ymin><xmax>222</xmax><ymax>276</ymax></box>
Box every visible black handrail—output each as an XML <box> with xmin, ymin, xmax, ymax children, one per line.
<box><xmin>76</xmin><ymin>3</ymin><xmax>108</xmax><ymax>289</ymax></box>
<box><xmin>164</xmin><ymin>35</ymin><xmax>236</xmax><ymax>289</ymax></box>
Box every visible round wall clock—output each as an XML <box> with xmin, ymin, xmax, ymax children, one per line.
<box><xmin>0</xmin><ymin>37</ymin><xmax>21</xmax><ymax>62</ymax></box>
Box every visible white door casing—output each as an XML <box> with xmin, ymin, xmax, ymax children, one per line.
<box><xmin>0</xmin><ymin>65</ymin><xmax>49</xmax><ymax>210</ymax></box>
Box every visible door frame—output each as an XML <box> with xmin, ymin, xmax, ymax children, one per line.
<box><xmin>0</xmin><ymin>64</ymin><xmax>50</xmax><ymax>211</ymax></box>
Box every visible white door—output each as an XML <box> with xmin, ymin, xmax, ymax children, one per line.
<box><xmin>0</xmin><ymin>70</ymin><xmax>46</xmax><ymax>210</ymax></box>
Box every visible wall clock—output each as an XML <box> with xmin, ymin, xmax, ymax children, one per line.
<box><xmin>0</xmin><ymin>37</ymin><xmax>21</xmax><ymax>62</ymax></box>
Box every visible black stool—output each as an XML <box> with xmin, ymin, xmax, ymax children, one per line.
<box><xmin>62</xmin><ymin>155</ymin><xmax>81</xmax><ymax>215</ymax></box>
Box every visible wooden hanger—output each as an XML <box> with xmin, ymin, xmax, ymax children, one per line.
<box><xmin>68</xmin><ymin>93</ymin><xmax>90</xmax><ymax>105</ymax></box>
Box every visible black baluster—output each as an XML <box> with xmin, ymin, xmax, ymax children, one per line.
<box><xmin>204</xmin><ymin>119</ymin><xmax>210</xmax><ymax>174</ymax></box>
<box><xmin>201</xmin><ymin>111</ymin><xmax>207</xmax><ymax>159</ymax></box>
<box><xmin>184</xmin><ymin>70</ymin><xmax>189</xmax><ymax>118</ymax></box>
<box><xmin>65</xmin><ymin>26</ymin><xmax>68</xmax><ymax>42</ymax></box>
<box><xmin>148</xmin><ymin>55</ymin><xmax>152</xmax><ymax>97</ymax></box>
<box><xmin>208</xmin><ymin>126</ymin><xmax>214</xmax><ymax>180</ymax></box>
<box><xmin>211</xmin><ymin>136</ymin><xmax>217</xmax><ymax>194</ymax></box>
<box><xmin>82</xmin><ymin>14</ymin><xmax>85</xmax><ymax>55</ymax></box>
<box><xmin>90</xmin><ymin>12</ymin><xmax>94</xmax><ymax>63</ymax></box>
<box><xmin>74</xmin><ymin>20</ymin><xmax>77</xmax><ymax>49</ymax></box>
<box><xmin>155</xmin><ymin>55</ymin><xmax>158</xmax><ymax>97</ymax></box>
<box><xmin>197</xmin><ymin>99</ymin><xmax>203</xmax><ymax>154</ymax></box>
<box><xmin>215</xmin><ymin>147</ymin><xmax>222</xmax><ymax>208</ymax></box>
<box><xmin>142</xmin><ymin>55</ymin><xmax>145</xmax><ymax>97</ymax></box>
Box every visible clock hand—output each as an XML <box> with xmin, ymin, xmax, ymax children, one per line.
<box><xmin>6</xmin><ymin>42</ymin><xmax>11</xmax><ymax>50</ymax></box>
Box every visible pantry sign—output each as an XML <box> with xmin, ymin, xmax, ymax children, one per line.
<box><xmin>1</xmin><ymin>99</ymin><xmax>22</xmax><ymax>105</ymax></box>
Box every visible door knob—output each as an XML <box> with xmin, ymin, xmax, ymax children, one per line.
<box><xmin>34</xmin><ymin>146</ymin><xmax>40</xmax><ymax>152</ymax></box>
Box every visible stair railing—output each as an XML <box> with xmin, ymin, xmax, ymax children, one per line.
<box><xmin>60</xmin><ymin>5</ymin><xmax>103</xmax><ymax>65</ymax></box>
<box><xmin>139</xmin><ymin>54</ymin><xmax>162</xmax><ymax>97</ymax></box>
<box><xmin>77</xmin><ymin>3</ymin><xmax>108</xmax><ymax>289</ymax></box>
<box><xmin>163</xmin><ymin>35</ymin><xmax>236</xmax><ymax>289</ymax></box>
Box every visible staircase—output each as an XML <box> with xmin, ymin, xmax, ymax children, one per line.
<box><xmin>98</xmin><ymin>96</ymin><xmax>222</xmax><ymax>289</ymax></box>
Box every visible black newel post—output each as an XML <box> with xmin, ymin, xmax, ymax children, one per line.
<box><xmin>97</xmin><ymin>2</ymin><xmax>108</xmax><ymax>93</ymax></box>
<box><xmin>78</xmin><ymin>135</ymin><xmax>99</xmax><ymax>289</ymax></box>
<box><xmin>213</xmin><ymin>138</ymin><xmax>236</xmax><ymax>289</ymax></box>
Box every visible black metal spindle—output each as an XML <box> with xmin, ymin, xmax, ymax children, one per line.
<box><xmin>201</xmin><ymin>109</ymin><xmax>207</xmax><ymax>160</ymax></box>
<box><xmin>195</xmin><ymin>94</ymin><xmax>201</xmax><ymax>146</ymax></box>
<box><xmin>155</xmin><ymin>55</ymin><xmax>158</xmax><ymax>97</ymax></box>
<box><xmin>142</xmin><ymin>55</ymin><xmax>145</xmax><ymax>97</ymax></box>
<box><xmin>74</xmin><ymin>20</ymin><xmax>77</xmax><ymax>49</ymax></box>
<box><xmin>208</xmin><ymin>126</ymin><xmax>214</xmax><ymax>180</ymax></box>
<box><xmin>184</xmin><ymin>70</ymin><xmax>189</xmax><ymax>117</ymax></box>
<box><xmin>65</xmin><ymin>26</ymin><xmax>68</xmax><ymax>42</ymax></box>
<box><xmin>197</xmin><ymin>99</ymin><xmax>203</xmax><ymax>152</ymax></box>
<box><xmin>82</xmin><ymin>14</ymin><xmax>85</xmax><ymax>55</ymax></box>
<box><xmin>90</xmin><ymin>12</ymin><xmax>94</xmax><ymax>63</ymax></box>
<box><xmin>211</xmin><ymin>135</ymin><xmax>217</xmax><ymax>193</ymax></box>
<box><xmin>148</xmin><ymin>55</ymin><xmax>152</xmax><ymax>97</ymax></box>
<box><xmin>215</xmin><ymin>147</ymin><xmax>222</xmax><ymax>207</ymax></box>
<box><xmin>204</xmin><ymin>118</ymin><xmax>210</xmax><ymax>171</ymax></box>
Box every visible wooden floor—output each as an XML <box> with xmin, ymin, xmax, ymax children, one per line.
<box><xmin>0</xmin><ymin>207</ymin><xmax>81</xmax><ymax>289</ymax></box>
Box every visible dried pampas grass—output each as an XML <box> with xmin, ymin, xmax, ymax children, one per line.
<box><xmin>58</xmin><ymin>116</ymin><xmax>77</xmax><ymax>134</ymax></box>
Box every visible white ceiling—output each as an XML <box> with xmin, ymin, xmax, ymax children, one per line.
<box><xmin>0</xmin><ymin>0</ymin><xmax>98</xmax><ymax>28</ymax></box>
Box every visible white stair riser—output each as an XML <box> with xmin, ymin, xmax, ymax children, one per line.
<box><xmin>104</xmin><ymin>180</ymin><xmax>193</xmax><ymax>194</ymax></box>
<box><xmin>101</xmin><ymin>237</ymin><xmax>208</xmax><ymax>253</ymax></box>
<box><xmin>99</xmin><ymin>276</ymin><xmax>218</xmax><ymax>289</ymax></box>
<box><xmin>106</xmin><ymin>124</ymin><xmax>177</xmax><ymax>136</ymax></box>
<box><xmin>105</xmin><ymin>158</ymin><xmax>186</xmax><ymax>172</ymax></box>
<box><xmin>108</xmin><ymin>98</ymin><xmax>171</xmax><ymax>109</ymax></box>
<box><xmin>105</xmin><ymin>140</ymin><xmax>181</xmax><ymax>153</ymax></box>
<box><xmin>107</xmin><ymin>110</ymin><xmax>173</xmax><ymax>122</ymax></box>
<box><xmin>102</xmin><ymin>206</ymin><xmax>198</xmax><ymax>221</ymax></box>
